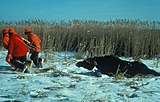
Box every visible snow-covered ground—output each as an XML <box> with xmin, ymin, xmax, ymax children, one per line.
<box><xmin>0</xmin><ymin>50</ymin><xmax>160</xmax><ymax>102</ymax></box>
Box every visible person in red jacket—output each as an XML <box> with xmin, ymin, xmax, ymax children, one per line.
<box><xmin>24</xmin><ymin>28</ymin><xmax>42</xmax><ymax>68</ymax></box>
<box><xmin>6</xmin><ymin>28</ymin><xmax>29</xmax><ymax>71</ymax></box>
<box><xmin>2</xmin><ymin>28</ymin><xmax>9</xmax><ymax>49</ymax></box>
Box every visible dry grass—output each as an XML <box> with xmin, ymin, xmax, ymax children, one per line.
<box><xmin>1</xmin><ymin>19</ymin><xmax>160</xmax><ymax>59</ymax></box>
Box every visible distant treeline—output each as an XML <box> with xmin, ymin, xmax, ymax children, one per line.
<box><xmin>0</xmin><ymin>19</ymin><xmax>160</xmax><ymax>58</ymax></box>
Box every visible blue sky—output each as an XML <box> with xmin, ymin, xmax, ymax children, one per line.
<box><xmin>0</xmin><ymin>0</ymin><xmax>160</xmax><ymax>21</ymax></box>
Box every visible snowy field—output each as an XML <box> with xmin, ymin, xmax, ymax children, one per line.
<box><xmin>0</xmin><ymin>50</ymin><xmax>160</xmax><ymax>102</ymax></box>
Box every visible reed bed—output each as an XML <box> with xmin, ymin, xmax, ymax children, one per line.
<box><xmin>1</xmin><ymin>19</ymin><xmax>160</xmax><ymax>59</ymax></box>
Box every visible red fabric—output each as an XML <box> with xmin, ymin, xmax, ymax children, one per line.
<box><xmin>9</xmin><ymin>28</ymin><xmax>15</xmax><ymax>34</ymax></box>
<box><xmin>2</xmin><ymin>28</ymin><xmax>8</xmax><ymax>34</ymax></box>
<box><xmin>8</xmin><ymin>33</ymin><xmax>28</xmax><ymax>57</ymax></box>
<box><xmin>25</xmin><ymin>28</ymin><xmax>31</xmax><ymax>33</ymax></box>
<box><xmin>28</xmin><ymin>33</ymin><xmax>41</xmax><ymax>53</ymax></box>
<box><xmin>2</xmin><ymin>34</ymin><xmax>9</xmax><ymax>49</ymax></box>
<box><xmin>6</xmin><ymin>53</ymin><xmax>12</xmax><ymax>62</ymax></box>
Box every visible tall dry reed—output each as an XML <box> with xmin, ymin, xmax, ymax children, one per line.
<box><xmin>0</xmin><ymin>19</ymin><xmax>160</xmax><ymax>59</ymax></box>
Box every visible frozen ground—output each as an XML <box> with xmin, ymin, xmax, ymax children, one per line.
<box><xmin>0</xmin><ymin>50</ymin><xmax>160</xmax><ymax>102</ymax></box>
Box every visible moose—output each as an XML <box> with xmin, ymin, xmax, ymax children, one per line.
<box><xmin>76</xmin><ymin>55</ymin><xmax>160</xmax><ymax>78</ymax></box>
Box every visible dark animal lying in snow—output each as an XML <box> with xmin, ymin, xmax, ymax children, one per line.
<box><xmin>76</xmin><ymin>55</ymin><xmax>160</xmax><ymax>77</ymax></box>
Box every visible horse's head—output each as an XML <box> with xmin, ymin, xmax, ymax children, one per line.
<box><xmin>76</xmin><ymin>58</ymin><xmax>96</xmax><ymax>70</ymax></box>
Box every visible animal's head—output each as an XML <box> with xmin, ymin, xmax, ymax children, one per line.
<box><xmin>76</xmin><ymin>58</ymin><xmax>95</xmax><ymax>70</ymax></box>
